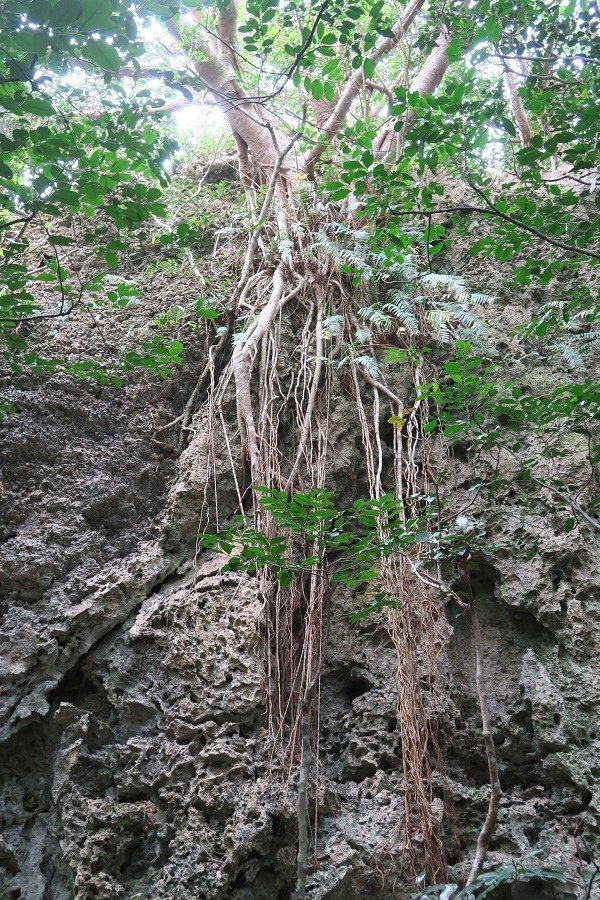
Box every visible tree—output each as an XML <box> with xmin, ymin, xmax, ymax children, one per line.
<box><xmin>1</xmin><ymin>0</ymin><xmax>599</xmax><ymax>892</ymax></box>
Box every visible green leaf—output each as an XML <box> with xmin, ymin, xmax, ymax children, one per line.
<box><xmin>77</xmin><ymin>0</ymin><xmax>113</xmax><ymax>31</ymax></box>
<box><xmin>500</xmin><ymin>116</ymin><xmax>517</xmax><ymax>137</ymax></box>
<box><xmin>363</xmin><ymin>58</ymin><xmax>375</xmax><ymax>80</ymax></box>
<box><xmin>50</xmin><ymin>188</ymin><xmax>81</xmax><ymax>206</ymax></box>
<box><xmin>311</xmin><ymin>79</ymin><xmax>324</xmax><ymax>100</ymax></box>
<box><xmin>277</xmin><ymin>570</ymin><xmax>293</xmax><ymax>588</ymax></box>
<box><xmin>29</xmin><ymin>0</ymin><xmax>52</xmax><ymax>24</ymax></box>
<box><xmin>125</xmin><ymin>13</ymin><xmax>137</xmax><ymax>38</ymax></box>
<box><xmin>328</xmin><ymin>187</ymin><xmax>351</xmax><ymax>201</ymax></box>
<box><xmin>47</xmin><ymin>235</ymin><xmax>75</xmax><ymax>246</ymax></box>
<box><xmin>10</xmin><ymin>30</ymin><xmax>50</xmax><ymax>53</ymax></box>
<box><xmin>21</xmin><ymin>97</ymin><xmax>55</xmax><ymax>116</ymax></box>
<box><xmin>485</xmin><ymin>18</ymin><xmax>501</xmax><ymax>43</ymax></box>
<box><xmin>81</xmin><ymin>38</ymin><xmax>121</xmax><ymax>72</ymax></box>
<box><xmin>446</xmin><ymin>37</ymin><xmax>462</xmax><ymax>62</ymax></box>
<box><xmin>50</xmin><ymin>0</ymin><xmax>83</xmax><ymax>29</ymax></box>
<box><xmin>194</xmin><ymin>299</ymin><xmax>220</xmax><ymax>319</ymax></box>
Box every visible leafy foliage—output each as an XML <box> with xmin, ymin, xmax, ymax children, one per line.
<box><xmin>412</xmin><ymin>340</ymin><xmax>600</xmax><ymax>534</ymax></box>
<box><xmin>201</xmin><ymin>487</ymin><xmax>437</xmax><ymax>591</ymax></box>
<box><xmin>0</xmin><ymin>0</ymin><xmax>598</xmax><ymax>892</ymax></box>
<box><xmin>0</xmin><ymin>0</ymin><xmax>198</xmax><ymax>381</ymax></box>
<box><xmin>413</xmin><ymin>849</ymin><xmax>570</xmax><ymax>898</ymax></box>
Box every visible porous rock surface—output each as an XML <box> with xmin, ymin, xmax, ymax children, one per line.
<box><xmin>1</xmin><ymin>231</ymin><xmax>599</xmax><ymax>899</ymax></box>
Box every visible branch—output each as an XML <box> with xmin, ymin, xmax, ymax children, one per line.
<box><xmin>374</xmin><ymin>28</ymin><xmax>453</xmax><ymax>158</ymax></box>
<box><xmin>492</xmin><ymin>52</ymin><xmax>600</xmax><ymax>65</ymax></box>
<box><xmin>502</xmin><ymin>63</ymin><xmax>532</xmax><ymax>146</ymax></box>
<box><xmin>364</xmin><ymin>79</ymin><xmax>394</xmax><ymax>105</ymax></box>
<box><xmin>388</xmin><ymin>201</ymin><xmax>600</xmax><ymax>262</ymax></box>
<box><xmin>0</xmin><ymin>212</ymin><xmax>35</xmax><ymax>233</ymax></box>
<box><xmin>282</xmin><ymin>0</ymin><xmax>330</xmax><ymax>95</ymax></box>
<box><xmin>303</xmin><ymin>0</ymin><xmax>425</xmax><ymax>174</ymax></box>
<box><xmin>468</xmin><ymin>180</ymin><xmax>600</xmax><ymax>261</ymax></box>
<box><xmin>216</xmin><ymin>0</ymin><xmax>241</xmax><ymax>73</ymax></box>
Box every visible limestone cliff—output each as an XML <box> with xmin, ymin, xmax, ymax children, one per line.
<box><xmin>0</xmin><ymin>172</ymin><xmax>598</xmax><ymax>900</ymax></box>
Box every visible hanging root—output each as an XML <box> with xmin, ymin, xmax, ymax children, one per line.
<box><xmin>351</xmin><ymin>357</ymin><xmax>448</xmax><ymax>881</ymax></box>
<box><xmin>195</xmin><ymin>191</ymin><xmax>456</xmax><ymax>890</ymax></box>
<box><xmin>286</xmin><ymin>296</ymin><xmax>324</xmax><ymax>491</ymax></box>
<box><xmin>388</xmin><ymin>565</ymin><xmax>447</xmax><ymax>883</ymax></box>
<box><xmin>232</xmin><ymin>269</ymin><xmax>305</xmax><ymax>483</ymax></box>
<box><xmin>178</xmin><ymin>319</ymin><xmax>233</xmax><ymax>448</ymax></box>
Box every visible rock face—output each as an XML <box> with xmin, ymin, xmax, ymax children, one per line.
<box><xmin>1</xmin><ymin>232</ymin><xmax>599</xmax><ymax>898</ymax></box>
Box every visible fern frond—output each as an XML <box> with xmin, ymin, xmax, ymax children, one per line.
<box><xmin>445</xmin><ymin>304</ymin><xmax>487</xmax><ymax>336</ymax></box>
<box><xmin>353</xmin><ymin>355</ymin><xmax>381</xmax><ymax>378</ymax></box>
<box><xmin>421</xmin><ymin>272</ymin><xmax>467</xmax><ymax>295</ymax></box>
<box><xmin>571</xmin><ymin>330</ymin><xmax>600</xmax><ymax>344</ymax></box>
<box><xmin>468</xmin><ymin>291</ymin><xmax>495</xmax><ymax>305</ymax></box>
<box><xmin>322</xmin><ymin>314</ymin><xmax>344</xmax><ymax>338</ymax></box>
<box><xmin>358</xmin><ymin>305</ymin><xmax>393</xmax><ymax>328</ymax></box>
<box><xmin>354</xmin><ymin>326</ymin><xmax>372</xmax><ymax>344</ymax></box>
<box><xmin>427</xmin><ymin>308</ymin><xmax>452</xmax><ymax>343</ymax></box>
<box><xmin>548</xmin><ymin>343</ymin><xmax>584</xmax><ymax>369</ymax></box>
<box><xmin>277</xmin><ymin>235</ymin><xmax>293</xmax><ymax>261</ymax></box>
<box><xmin>385</xmin><ymin>294</ymin><xmax>419</xmax><ymax>333</ymax></box>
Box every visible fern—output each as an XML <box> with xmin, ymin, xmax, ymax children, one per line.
<box><xmin>412</xmin><ymin>849</ymin><xmax>569</xmax><ymax>899</ymax></box>
<box><xmin>354</xmin><ymin>326</ymin><xmax>373</xmax><ymax>344</ymax></box>
<box><xmin>446</xmin><ymin>304</ymin><xmax>487</xmax><ymax>336</ymax></box>
<box><xmin>426</xmin><ymin>308</ymin><xmax>452</xmax><ymax>343</ymax></box>
<box><xmin>353</xmin><ymin>354</ymin><xmax>381</xmax><ymax>378</ymax></box>
<box><xmin>421</xmin><ymin>272</ymin><xmax>467</xmax><ymax>294</ymax></box>
<box><xmin>468</xmin><ymin>291</ymin><xmax>495</xmax><ymax>305</ymax></box>
<box><xmin>289</xmin><ymin>220</ymin><xmax>306</xmax><ymax>239</ymax></box>
<box><xmin>322</xmin><ymin>314</ymin><xmax>344</xmax><ymax>338</ymax></box>
<box><xmin>358</xmin><ymin>305</ymin><xmax>393</xmax><ymax>329</ymax></box>
<box><xmin>277</xmin><ymin>234</ymin><xmax>293</xmax><ymax>261</ymax></box>
<box><xmin>572</xmin><ymin>329</ymin><xmax>600</xmax><ymax>344</ymax></box>
<box><xmin>384</xmin><ymin>293</ymin><xmax>420</xmax><ymax>333</ymax></box>
<box><xmin>548</xmin><ymin>342</ymin><xmax>585</xmax><ymax>369</ymax></box>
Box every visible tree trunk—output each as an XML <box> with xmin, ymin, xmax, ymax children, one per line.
<box><xmin>503</xmin><ymin>64</ymin><xmax>532</xmax><ymax>147</ymax></box>
<box><xmin>374</xmin><ymin>30</ymin><xmax>453</xmax><ymax>158</ymax></box>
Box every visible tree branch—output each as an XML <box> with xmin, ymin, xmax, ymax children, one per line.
<box><xmin>388</xmin><ymin>201</ymin><xmax>600</xmax><ymax>261</ymax></box>
<box><xmin>303</xmin><ymin>0</ymin><xmax>425</xmax><ymax>174</ymax></box>
<box><xmin>374</xmin><ymin>28</ymin><xmax>453</xmax><ymax>158</ymax></box>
